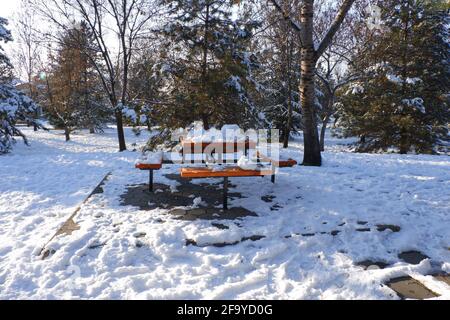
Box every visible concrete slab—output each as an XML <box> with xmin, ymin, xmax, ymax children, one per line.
<box><xmin>398</xmin><ymin>251</ymin><xmax>429</xmax><ymax>265</ymax></box>
<box><xmin>120</xmin><ymin>174</ymin><xmax>257</xmax><ymax>220</ymax></box>
<box><xmin>40</xmin><ymin>172</ymin><xmax>111</xmax><ymax>259</ymax></box>
<box><xmin>55</xmin><ymin>217</ymin><xmax>80</xmax><ymax>237</ymax></box>
<box><xmin>386</xmin><ymin>276</ymin><xmax>439</xmax><ymax>299</ymax></box>
<box><xmin>433</xmin><ymin>274</ymin><xmax>450</xmax><ymax>286</ymax></box>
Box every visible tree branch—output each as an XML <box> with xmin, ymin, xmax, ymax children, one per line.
<box><xmin>315</xmin><ymin>0</ymin><xmax>356</xmax><ymax>60</ymax></box>
<box><xmin>269</xmin><ymin>0</ymin><xmax>303</xmax><ymax>44</ymax></box>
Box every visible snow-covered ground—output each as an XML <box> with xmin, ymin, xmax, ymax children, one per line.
<box><xmin>0</xmin><ymin>126</ymin><xmax>449</xmax><ymax>299</ymax></box>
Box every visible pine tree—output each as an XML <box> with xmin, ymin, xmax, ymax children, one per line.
<box><xmin>71</xmin><ymin>22</ymin><xmax>110</xmax><ymax>133</ymax></box>
<box><xmin>338</xmin><ymin>0</ymin><xmax>450</xmax><ymax>153</ymax></box>
<box><xmin>127</xmin><ymin>45</ymin><xmax>167</xmax><ymax>132</ymax></box>
<box><xmin>156</xmin><ymin>0</ymin><xmax>261</xmax><ymax>131</ymax></box>
<box><xmin>42</xmin><ymin>22</ymin><xmax>109</xmax><ymax>141</ymax></box>
<box><xmin>0</xmin><ymin>17</ymin><xmax>13</xmax><ymax>81</ymax></box>
<box><xmin>0</xmin><ymin>16</ymin><xmax>40</xmax><ymax>154</ymax></box>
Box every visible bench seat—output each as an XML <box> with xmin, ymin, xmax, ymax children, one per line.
<box><xmin>257</xmin><ymin>151</ymin><xmax>297</xmax><ymax>168</ymax></box>
<box><xmin>135</xmin><ymin>157</ymin><xmax>163</xmax><ymax>191</ymax></box>
<box><xmin>135</xmin><ymin>163</ymin><xmax>163</xmax><ymax>170</ymax></box>
<box><xmin>180</xmin><ymin>165</ymin><xmax>274</xmax><ymax>210</ymax></box>
<box><xmin>271</xmin><ymin>158</ymin><xmax>297</xmax><ymax>168</ymax></box>
<box><xmin>180</xmin><ymin>166</ymin><xmax>273</xmax><ymax>178</ymax></box>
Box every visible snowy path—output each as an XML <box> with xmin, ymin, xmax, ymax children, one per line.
<box><xmin>0</xmin><ymin>127</ymin><xmax>449</xmax><ymax>299</ymax></box>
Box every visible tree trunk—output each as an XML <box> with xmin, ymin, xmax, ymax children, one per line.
<box><xmin>284</xmin><ymin>39</ymin><xmax>293</xmax><ymax>149</ymax></box>
<box><xmin>271</xmin><ymin>0</ymin><xmax>356</xmax><ymax>164</ymax></box>
<box><xmin>299</xmin><ymin>0</ymin><xmax>321</xmax><ymax>166</ymax></box>
<box><xmin>360</xmin><ymin>135</ymin><xmax>366</xmax><ymax>144</ymax></box>
<box><xmin>283</xmin><ymin>128</ymin><xmax>290</xmax><ymax>148</ymax></box>
<box><xmin>200</xmin><ymin>3</ymin><xmax>210</xmax><ymax>130</ymax></box>
<box><xmin>399</xmin><ymin>129</ymin><xmax>408</xmax><ymax>154</ymax></box>
<box><xmin>64</xmin><ymin>127</ymin><xmax>70</xmax><ymax>141</ymax></box>
<box><xmin>89</xmin><ymin>125</ymin><xmax>95</xmax><ymax>134</ymax></box>
<box><xmin>320</xmin><ymin>99</ymin><xmax>334</xmax><ymax>151</ymax></box>
<box><xmin>115</xmin><ymin>110</ymin><xmax>126</xmax><ymax>151</ymax></box>
<box><xmin>320</xmin><ymin>115</ymin><xmax>331</xmax><ymax>152</ymax></box>
<box><xmin>202</xmin><ymin>113</ymin><xmax>210</xmax><ymax>131</ymax></box>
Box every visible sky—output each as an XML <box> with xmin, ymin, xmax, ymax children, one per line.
<box><xmin>2</xmin><ymin>0</ymin><xmax>20</xmax><ymax>22</ymax></box>
<box><xmin>1</xmin><ymin>0</ymin><xmax>111</xmax><ymax>80</ymax></box>
<box><xmin>2</xmin><ymin>0</ymin><xmax>22</xmax><ymax>52</ymax></box>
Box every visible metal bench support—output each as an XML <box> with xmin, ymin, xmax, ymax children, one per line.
<box><xmin>149</xmin><ymin>169</ymin><xmax>154</xmax><ymax>192</ymax></box>
<box><xmin>271</xmin><ymin>174</ymin><xmax>275</xmax><ymax>183</ymax></box>
<box><xmin>223</xmin><ymin>176</ymin><xmax>228</xmax><ymax>210</ymax></box>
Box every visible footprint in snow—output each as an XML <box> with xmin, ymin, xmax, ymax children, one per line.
<box><xmin>133</xmin><ymin>231</ymin><xmax>146</xmax><ymax>238</ymax></box>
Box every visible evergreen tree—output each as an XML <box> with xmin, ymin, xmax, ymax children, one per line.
<box><xmin>127</xmin><ymin>45</ymin><xmax>167</xmax><ymax>132</ymax></box>
<box><xmin>156</xmin><ymin>0</ymin><xmax>261</xmax><ymax>131</ymax></box>
<box><xmin>42</xmin><ymin>22</ymin><xmax>109</xmax><ymax>141</ymax></box>
<box><xmin>338</xmin><ymin>0</ymin><xmax>449</xmax><ymax>153</ymax></box>
<box><xmin>0</xmin><ymin>18</ymin><xmax>13</xmax><ymax>81</ymax></box>
<box><xmin>0</xmin><ymin>16</ymin><xmax>40</xmax><ymax>154</ymax></box>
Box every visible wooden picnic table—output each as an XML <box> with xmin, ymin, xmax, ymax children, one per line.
<box><xmin>135</xmin><ymin>140</ymin><xmax>297</xmax><ymax>210</ymax></box>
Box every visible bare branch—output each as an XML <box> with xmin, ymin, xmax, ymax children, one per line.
<box><xmin>315</xmin><ymin>0</ymin><xmax>356</xmax><ymax>60</ymax></box>
<box><xmin>268</xmin><ymin>0</ymin><xmax>303</xmax><ymax>44</ymax></box>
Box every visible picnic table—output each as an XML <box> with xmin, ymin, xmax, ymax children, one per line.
<box><xmin>135</xmin><ymin>137</ymin><xmax>297</xmax><ymax>210</ymax></box>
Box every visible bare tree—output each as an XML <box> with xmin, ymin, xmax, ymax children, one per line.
<box><xmin>256</xmin><ymin>0</ymin><xmax>302</xmax><ymax>148</ymax></box>
<box><xmin>314</xmin><ymin>3</ymin><xmax>361</xmax><ymax>151</ymax></box>
<box><xmin>270</xmin><ymin>0</ymin><xmax>356</xmax><ymax>166</ymax></box>
<box><xmin>33</xmin><ymin>0</ymin><xmax>160</xmax><ymax>151</ymax></box>
<box><xmin>316</xmin><ymin>52</ymin><xmax>357</xmax><ymax>151</ymax></box>
<box><xmin>13</xmin><ymin>0</ymin><xmax>43</xmax><ymax>130</ymax></box>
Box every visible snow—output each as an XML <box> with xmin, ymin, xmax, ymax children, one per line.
<box><xmin>0</xmin><ymin>102</ymin><xmax>18</xmax><ymax>116</ymax></box>
<box><xmin>121</xmin><ymin>106</ymin><xmax>137</xmax><ymax>122</ymax></box>
<box><xmin>402</xmin><ymin>98</ymin><xmax>426</xmax><ymax>113</ymax></box>
<box><xmin>0</xmin><ymin>127</ymin><xmax>449</xmax><ymax>299</ymax></box>
<box><xmin>184</xmin><ymin>124</ymin><xmax>249</xmax><ymax>143</ymax></box>
<box><xmin>139</xmin><ymin>115</ymin><xmax>147</xmax><ymax>123</ymax></box>
<box><xmin>237</xmin><ymin>155</ymin><xmax>258</xmax><ymax>170</ymax></box>
<box><xmin>191</xmin><ymin>197</ymin><xmax>204</xmax><ymax>208</ymax></box>
<box><xmin>351</xmin><ymin>84</ymin><xmax>364</xmax><ymax>95</ymax></box>
<box><xmin>136</xmin><ymin>151</ymin><xmax>163</xmax><ymax>165</ymax></box>
<box><xmin>406</xmin><ymin>77</ymin><xmax>422</xmax><ymax>85</ymax></box>
<box><xmin>386</xmin><ymin>74</ymin><xmax>423</xmax><ymax>86</ymax></box>
<box><xmin>227</xmin><ymin>75</ymin><xmax>242</xmax><ymax>92</ymax></box>
<box><xmin>386</xmin><ymin>73</ymin><xmax>402</xmax><ymax>84</ymax></box>
<box><xmin>0</xmin><ymin>17</ymin><xmax>12</xmax><ymax>42</ymax></box>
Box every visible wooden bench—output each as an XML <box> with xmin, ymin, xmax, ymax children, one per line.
<box><xmin>180</xmin><ymin>165</ymin><xmax>274</xmax><ymax>210</ymax></box>
<box><xmin>257</xmin><ymin>151</ymin><xmax>297</xmax><ymax>183</ymax></box>
<box><xmin>135</xmin><ymin>153</ymin><xmax>163</xmax><ymax>192</ymax></box>
<box><xmin>135</xmin><ymin>139</ymin><xmax>297</xmax><ymax>209</ymax></box>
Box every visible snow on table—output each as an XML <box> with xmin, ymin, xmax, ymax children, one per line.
<box><xmin>0</xmin><ymin>127</ymin><xmax>449</xmax><ymax>299</ymax></box>
<box><xmin>183</xmin><ymin>123</ymin><xmax>253</xmax><ymax>143</ymax></box>
<box><xmin>135</xmin><ymin>151</ymin><xmax>163</xmax><ymax>165</ymax></box>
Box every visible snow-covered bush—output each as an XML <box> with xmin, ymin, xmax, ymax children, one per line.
<box><xmin>1</xmin><ymin>16</ymin><xmax>40</xmax><ymax>154</ymax></box>
<box><xmin>0</xmin><ymin>84</ymin><xmax>40</xmax><ymax>153</ymax></box>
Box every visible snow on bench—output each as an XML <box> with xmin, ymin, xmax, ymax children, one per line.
<box><xmin>135</xmin><ymin>124</ymin><xmax>297</xmax><ymax>209</ymax></box>
<box><xmin>135</xmin><ymin>151</ymin><xmax>163</xmax><ymax>170</ymax></box>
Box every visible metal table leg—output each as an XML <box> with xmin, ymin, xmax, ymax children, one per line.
<box><xmin>223</xmin><ymin>176</ymin><xmax>228</xmax><ymax>210</ymax></box>
<box><xmin>149</xmin><ymin>169</ymin><xmax>154</xmax><ymax>192</ymax></box>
